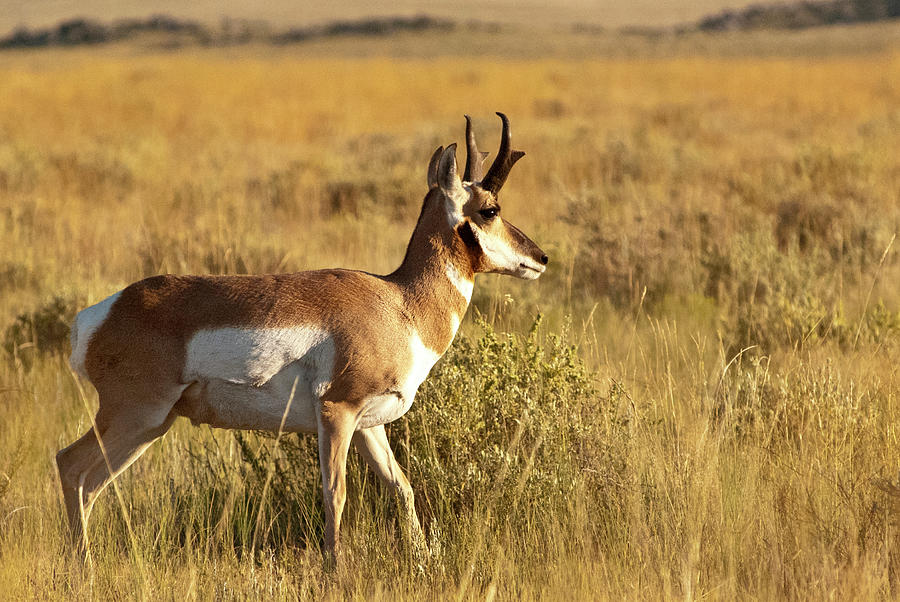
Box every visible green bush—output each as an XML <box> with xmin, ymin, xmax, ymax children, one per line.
<box><xmin>230</xmin><ymin>316</ymin><xmax>626</xmax><ymax>552</ymax></box>
<box><xmin>407</xmin><ymin>316</ymin><xmax>599</xmax><ymax>523</ymax></box>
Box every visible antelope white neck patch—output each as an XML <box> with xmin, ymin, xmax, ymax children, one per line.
<box><xmin>450</xmin><ymin>313</ymin><xmax>461</xmax><ymax>337</ymax></box>
<box><xmin>446</xmin><ymin>263</ymin><xmax>474</xmax><ymax>302</ymax></box>
<box><xmin>404</xmin><ymin>331</ymin><xmax>442</xmax><ymax>394</ymax></box>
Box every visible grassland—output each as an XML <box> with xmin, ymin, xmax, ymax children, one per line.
<box><xmin>1</xmin><ymin>24</ymin><xmax>900</xmax><ymax>600</ymax></box>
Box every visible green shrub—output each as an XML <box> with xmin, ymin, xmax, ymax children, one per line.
<box><xmin>230</xmin><ymin>316</ymin><xmax>625</xmax><ymax>553</ymax></box>
<box><xmin>407</xmin><ymin>316</ymin><xmax>599</xmax><ymax>523</ymax></box>
<box><xmin>703</xmin><ymin>232</ymin><xmax>839</xmax><ymax>354</ymax></box>
<box><xmin>706</xmin><ymin>231</ymin><xmax>900</xmax><ymax>355</ymax></box>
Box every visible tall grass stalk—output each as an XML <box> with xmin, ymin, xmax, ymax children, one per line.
<box><xmin>854</xmin><ymin>233</ymin><xmax>896</xmax><ymax>350</ymax></box>
<box><xmin>251</xmin><ymin>376</ymin><xmax>299</xmax><ymax>555</ymax></box>
<box><xmin>70</xmin><ymin>367</ymin><xmax>148</xmax><ymax>599</ymax></box>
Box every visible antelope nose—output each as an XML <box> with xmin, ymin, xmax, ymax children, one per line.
<box><xmin>540</xmin><ymin>254</ymin><xmax>549</xmax><ymax>265</ymax></box>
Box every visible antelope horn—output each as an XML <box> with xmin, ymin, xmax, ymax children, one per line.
<box><xmin>463</xmin><ymin>115</ymin><xmax>489</xmax><ymax>182</ymax></box>
<box><xmin>479</xmin><ymin>112</ymin><xmax>525</xmax><ymax>195</ymax></box>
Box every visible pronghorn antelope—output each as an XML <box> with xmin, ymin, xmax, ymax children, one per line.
<box><xmin>58</xmin><ymin>113</ymin><xmax>547</xmax><ymax>558</ymax></box>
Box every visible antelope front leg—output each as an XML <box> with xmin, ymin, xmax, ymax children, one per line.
<box><xmin>352</xmin><ymin>424</ymin><xmax>426</xmax><ymax>551</ymax></box>
<box><xmin>317</xmin><ymin>403</ymin><xmax>356</xmax><ymax>560</ymax></box>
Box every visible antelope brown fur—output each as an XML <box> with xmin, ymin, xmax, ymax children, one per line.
<box><xmin>57</xmin><ymin>113</ymin><xmax>548</xmax><ymax>559</ymax></box>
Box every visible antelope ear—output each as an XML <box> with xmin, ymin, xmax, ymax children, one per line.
<box><xmin>427</xmin><ymin>146</ymin><xmax>443</xmax><ymax>189</ymax></box>
<box><xmin>437</xmin><ymin>143</ymin><xmax>465</xmax><ymax>198</ymax></box>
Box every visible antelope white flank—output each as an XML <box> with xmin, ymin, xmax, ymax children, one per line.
<box><xmin>184</xmin><ymin>326</ymin><xmax>333</xmax><ymax>386</ymax></box>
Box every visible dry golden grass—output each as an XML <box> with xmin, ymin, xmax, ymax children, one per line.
<box><xmin>1</xmin><ymin>27</ymin><xmax>900</xmax><ymax>600</ymax></box>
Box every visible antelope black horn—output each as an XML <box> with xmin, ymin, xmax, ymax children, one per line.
<box><xmin>463</xmin><ymin>115</ymin><xmax>489</xmax><ymax>182</ymax></box>
<box><xmin>480</xmin><ymin>112</ymin><xmax>525</xmax><ymax>195</ymax></box>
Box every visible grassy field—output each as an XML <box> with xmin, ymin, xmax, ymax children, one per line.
<box><xmin>1</xmin><ymin>25</ymin><xmax>900</xmax><ymax>600</ymax></box>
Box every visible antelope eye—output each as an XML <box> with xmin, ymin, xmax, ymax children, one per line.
<box><xmin>478</xmin><ymin>207</ymin><xmax>499</xmax><ymax>220</ymax></box>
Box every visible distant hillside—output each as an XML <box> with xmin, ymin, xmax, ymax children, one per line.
<box><xmin>0</xmin><ymin>14</ymin><xmax>454</xmax><ymax>49</ymax></box>
<box><xmin>1</xmin><ymin>0</ymin><xmax>898</xmax><ymax>51</ymax></box>
<box><xmin>695</xmin><ymin>0</ymin><xmax>899</xmax><ymax>30</ymax></box>
<box><xmin>0</xmin><ymin>1</ymin><xmax>821</xmax><ymax>34</ymax></box>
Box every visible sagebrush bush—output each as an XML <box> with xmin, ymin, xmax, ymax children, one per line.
<box><xmin>407</xmin><ymin>316</ymin><xmax>601</xmax><ymax>522</ymax></box>
<box><xmin>230</xmin><ymin>316</ymin><xmax>629</xmax><ymax>553</ymax></box>
<box><xmin>710</xmin><ymin>231</ymin><xmax>900</xmax><ymax>355</ymax></box>
<box><xmin>2</xmin><ymin>296</ymin><xmax>79</xmax><ymax>361</ymax></box>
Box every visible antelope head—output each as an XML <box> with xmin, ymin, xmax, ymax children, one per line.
<box><xmin>428</xmin><ymin>113</ymin><xmax>549</xmax><ymax>280</ymax></box>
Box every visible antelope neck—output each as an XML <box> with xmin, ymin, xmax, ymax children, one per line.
<box><xmin>386</xmin><ymin>199</ymin><xmax>474</xmax><ymax>354</ymax></box>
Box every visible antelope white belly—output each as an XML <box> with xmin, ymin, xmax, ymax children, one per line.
<box><xmin>358</xmin><ymin>393</ymin><xmax>411</xmax><ymax>429</ymax></box>
<box><xmin>179</xmin><ymin>362</ymin><xmax>320</xmax><ymax>432</ymax></box>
